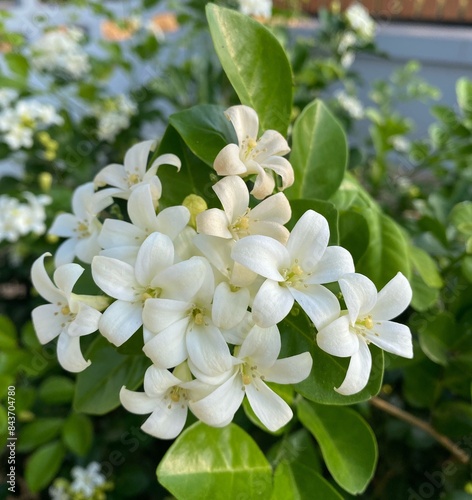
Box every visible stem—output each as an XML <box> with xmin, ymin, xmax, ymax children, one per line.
<box><xmin>370</xmin><ymin>396</ymin><xmax>470</xmax><ymax>465</ymax></box>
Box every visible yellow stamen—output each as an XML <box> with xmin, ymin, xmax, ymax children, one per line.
<box><xmin>61</xmin><ymin>305</ymin><xmax>71</xmax><ymax>316</ymax></box>
<box><xmin>194</xmin><ymin>313</ymin><xmax>205</xmax><ymax>325</ymax></box>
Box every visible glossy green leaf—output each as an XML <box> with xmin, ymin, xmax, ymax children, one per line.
<box><xmin>410</xmin><ymin>273</ymin><xmax>440</xmax><ymax>312</ymax></box>
<box><xmin>5</xmin><ymin>53</ymin><xmax>29</xmax><ymax>80</ymax></box>
<box><xmin>206</xmin><ymin>4</ymin><xmax>292</xmax><ymax>135</ymax></box>
<box><xmin>409</xmin><ymin>245</ymin><xmax>443</xmax><ymax>289</ymax></box>
<box><xmin>62</xmin><ymin>413</ymin><xmax>93</xmax><ymax>456</ymax></box>
<box><xmin>39</xmin><ymin>376</ymin><xmax>75</xmax><ymax>404</ymax></box>
<box><xmin>280</xmin><ymin>313</ymin><xmax>383</xmax><ymax>405</ymax></box>
<box><xmin>268</xmin><ymin>429</ymin><xmax>320</xmax><ymax>473</ymax></box>
<box><xmin>169</xmin><ymin>104</ymin><xmax>237</xmax><ymax>166</ymax></box>
<box><xmin>17</xmin><ymin>418</ymin><xmax>64</xmax><ymax>453</ymax></box>
<box><xmin>25</xmin><ymin>440</ymin><xmax>66</xmax><ymax>493</ymax></box>
<box><xmin>286</xmin><ymin>100</ymin><xmax>347</xmax><ymax>201</ymax></box>
<box><xmin>288</xmin><ymin>199</ymin><xmax>339</xmax><ymax>245</ymax></box>
<box><xmin>157</xmin><ymin>422</ymin><xmax>273</xmax><ymax>499</ymax></box>
<box><xmin>74</xmin><ymin>336</ymin><xmax>148</xmax><ymax>415</ymax></box>
<box><xmin>356</xmin><ymin>210</ymin><xmax>411</xmax><ymax>288</ymax></box>
<box><xmin>0</xmin><ymin>315</ymin><xmax>17</xmax><ymax>350</ymax></box>
<box><xmin>298</xmin><ymin>399</ymin><xmax>378</xmax><ymax>495</ymax></box>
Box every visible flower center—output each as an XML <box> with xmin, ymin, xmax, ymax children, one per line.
<box><xmin>128</xmin><ymin>173</ymin><xmax>140</xmax><ymax>186</ymax></box>
<box><xmin>76</xmin><ymin>221</ymin><xmax>90</xmax><ymax>238</ymax></box>
<box><xmin>231</xmin><ymin>209</ymin><xmax>251</xmax><ymax>238</ymax></box>
<box><xmin>242</xmin><ymin>136</ymin><xmax>259</xmax><ymax>161</ymax></box>
<box><xmin>191</xmin><ymin>307</ymin><xmax>205</xmax><ymax>325</ymax></box>
<box><xmin>141</xmin><ymin>286</ymin><xmax>162</xmax><ymax>301</ymax></box>
<box><xmin>165</xmin><ymin>386</ymin><xmax>189</xmax><ymax>409</ymax></box>
<box><xmin>239</xmin><ymin>359</ymin><xmax>265</xmax><ymax>387</ymax></box>
<box><xmin>356</xmin><ymin>315</ymin><xmax>374</xmax><ymax>330</ymax></box>
<box><xmin>61</xmin><ymin>305</ymin><xmax>71</xmax><ymax>316</ymax></box>
<box><xmin>281</xmin><ymin>261</ymin><xmax>306</xmax><ymax>288</ymax></box>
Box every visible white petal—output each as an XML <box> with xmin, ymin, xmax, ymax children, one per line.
<box><xmin>339</xmin><ymin>273</ymin><xmax>378</xmax><ymax>325</ymax></box>
<box><xmin>263</xmin><ymin>352</ymin><xmax>313</xmax><ymax>384</ymax></box>
<box><xmin>57</xmin><ymin>332</ymin><xmax>91</xmax><ymax>373</ymax></box>
<box><xmin>98</xmin><ymin>219</ymin><xmax>145</xmax><ymax>249</ymax></box>
<box><xmin>143</xmin><ymin>317</ymin><xmax>189</xmax><ymax>368</ymax></box>
<box><xmin>306</xmin><ymin>246</ymin><xmax>355</xmax><ymax>285</ymax></box>
<box><xmin>335</xmin><ymin>340</ymin><xmax>372</xmax><ymax>396</ymax></box>
<box><xmin>49</xmin><ymin>213</ymin><xmax>78</xmax><ymax>238</ymax></box>
<box><xmin>196</xmin><ymin>209</ymin><xmax>232</xmax><ymax>238</ymax></box>
<box><xmin>31</xmin><ymin>253</ymin><xmax>63</xmax><ymax>304</ymax></box>
<box><xmin>99</xmin><ymin>246</ymin><xmax>139</xmax><ymax>266</ymax></box>
<box><xmin>187</xmin><ymin>358</ymin><xmax>235</xmax><ymax>386</ymax></box>
<box><xmin>212</xmin><ymin>282</ymin><xmax>250</xmax><ymax>330</ymax></box>
<box><xmin>141</xmin><ymin>400</ymin><xmax>188</xmax><ymax>440</ymax></box>
<box><xmin>255</xmin><ymin>130</ymin><xmax>290</xmax><ymax>161</ymax></box>
<box><xmin>252</xmin><ymin>279</ymin><xmax>293</xmax><ymax>328</ymax></box>
<box><xmin>248</xmin><ymin>220</ymin><xmax>290</xmax><ymax>244</ymax></box>
<box><xmin>144</xmin><ymin>365</ymin><xmax>180</xmax><ymax>396</ymax></box>
<box><xmin>370</xmin><ymin>272</ymin><xmax>412</xmax><ymax>321</ymax></box>
<box><xmin>213</xmin><ymin>175</ymin><xmax>249</xmax><ymax>223</ymax></box>
<box><xmin>186</xmin><ymin>323</ymin><xmax>232</xmax><ymax>376</ymax></box>
<box><xmin>142</xmin><ymin>298</ymin><xmax>190</xmax><ymax>333</ymax></box>
<box><xmin>71</xmin><ymin>183</ymin><xmax>95</xmax><ymax>219</ymax></box>
<box><xmin>250</xmin><ymin>164</ymin><xmax>276</xmax><ymax>200</ymax></box>
<box><xmin>231</xmin><ymin>235</ymin><xmax>288</xmax><ymax>281</ymax></box>
<box><xmin>53</xmin><ymin>263</ymin><xmax>83</xmax><ymax>297</ymax></box>
<box><xmin>94</xmin><ymin>164</ymin><xmax>127</xmax><ymax>190</ymax></box>
<box><xmin>31</xmin><ymin>304</ymin><xmax>62</xmax><ymax>344</ymax></box>
<box><xmin>365</xmin><ymin>321</ymin><xmax>413</xmax><ymax>358</ymax></box>
<box><xmin>262</xmin><ymin>156</ymin><xmax>294</xmax><ymax>190</ymax></box>
<box><xmin>246</xmin><ymin>379</ymin><xmax>293</xmax><ymax>432</ymax></box>
<box><xmin>135</xmin><ymin>232</ymin><xmax>174</xmax><ymax>286</ymax></box>
<box><xmin>214</xmin><ymin>144</ymin><xmax>248</xmax><ymax>176</ymax></box>
<box><xmin>92</xmin><ymin>256</ymin><xmax>139</xmax><ymax>301</ymax></box>
<box><xmin>155</xmin><ymin>206</ymin><xmax>190</xmax><ymax>240</ymax></box>
<box><xmin>221</xmin><ymin>312</ymin><xmax>255</xmax><ymax>345</ymax></box>
<box><xmin>225</xmin><ymin>105</ymin><xmax>259</xmax><ymax>145</ymax></box>
<box><xmin>98</xmin><ymin>300</ymin><xmax>143</xmax><ymax>346</ymax></box>
<box><xmin>148</xmin><ymin>152</ymin><xmax>181</xmax><ymax>174</ymax></box>
<box><xmin>189</xmin><ymin>371</ymin><xmax>244</xmax><ymax>426</ymax></box>
<box><xmin>75</xmin><ymin>233</ymin><xmax>102</xmax><ymax>264</ymax></box>
<box><xmin>250</xmin><ymin>192</ymin><xmax>291</xmax><ymax>224</ymax></box>
<box><xmin>286</xmin><ymin>210</ymin><xmax>330</xmax><ymax>271</ymax></box>
<box><xmin>54</xmin><ymin>238</ymin><xmax>78</xmax><ymax>267</ymax></box>
<box><xmin>316</xmin><ymin>315</ymin><xmax>359</xmax><ymax>357</ymax></box>
<box><xmin>123</xmin><ymin>140</ymin><xmax>154</xmax><ymax>177</ymax></box>
<box><xmin>290</xmin><ymin>284</ymin><xmax>341</xmax><ymax>330</ymax></box>
<box><xmin>193</xmin><ymin>235</ymin><xmax>233</xmax><ymax>278</ymax></box>
<box><xmin>127</xmin><ymin>184</ymin><xmax>157</xmax><ymax>230</ymax></box>
<box><xmin>239</xmin><ymin>324</ymin><xmax>280</xmax><ymax>367</ymax></box>
<box><xmin>120</xmin><ymin>387</ymin><xmax>159</xmax><ymax>414</ymax></box>
<box><xmin>68</xmin><ymin>305</ymin><xmax>101</xmax><ymax>337</ymax></box>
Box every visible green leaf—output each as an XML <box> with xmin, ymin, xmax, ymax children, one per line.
<box><xmin>74</xmin><ymin>336</ymin><xmax>148</xmax><ymax>415</ymax></box>
<box><xmin>206</xmin><ymin>4</ymin><xmax>292</xmax><ymax>135</ymax></box>
<box><xmin>409</xmin><ymin>245</ymin><xmax>443</xmax><ymax>289</ymax></box>
<box><xmin>289</xmin><ymin>199</ymin><xmax>339</xmax><ymax>245</ymax></box>
<box><xmin>450</xmin><ymin>201</ymin><xmax>472</xmax><ymax>236</ymax></box>
<box><xmin>457</xmin><ymin>77</ymin><xmax>472</xmax><ymax>113</ymax></box>
<box><xmin>410</xmin><ymin>273</ymin><xmax>440</xmax><ymax>312</ymax></box>
<box><xmin>280</xmin><ymin>313</ymin><xmax>383</xmax><ymax>405</ymax></box>
<box><xmin>62</xmin><ymin>413</ymin><xmax>93</xmax><ymax>456</ymax></box>
<box><xmin>298</xmin><ymin>399</ymin><xmax>378</xmax><ymax>495</ymax></box>
<box><xmin>157</xmin><ymin>422</ymin><xmax>273</xmax><ymax>499</ymax></box>
<box><xmin>25</xmin><ymin>440</ymin><xmax>66</xmax><ymax>493</ymax></box>
<box><xmin>5</xmin><ymin>53</ymin><xmax>29</xmax><ymax>80</ymax></box>
<box><xmin>285</xmin><ymin>100</ymin><xmax>347</xmax><ymax>201</ymax></box>
<box><xmin>356</xmin><ymin>210</ymin><xmax>411</xmax><ymax>288</ymax></box>
<box><xmin>17</xmin><ymin>418</ymin><xmax>64</xmax><ymax>453</ymax></box>
<box><xmin>169</xmin><ymin>104</ymin><xmax>237</xmax><ymax>166</ymax></box>
<box><xmin>0</xmin><ymin>315</ymin><xmax>17</xmax><ymax>350</ymax></box>
<box><xmin>418</xmin><ymin>312</ymin><xmax>457</xmax><ymax>366</ymax></box>
<box><xmin>39</xmin><ymin>376</ymin><xmax>75</xmax><ymax>404</ymax></box>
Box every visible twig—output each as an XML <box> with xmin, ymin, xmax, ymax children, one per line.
<box><xmin>370</xmin><ymin>396</ymin><xmax>470</xmax><ymax>465</ymax></box>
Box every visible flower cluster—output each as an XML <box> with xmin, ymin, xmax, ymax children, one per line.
<box><xmin>238</xmin><ymin>0</ymin><xmax>272</xmax><ymax>20</ymax></box>
<box><xmin>31</xmin><ymin>105</ymin><xmax>412</xmax><ymax>439</ymax></box>
<box><xmin>0</xmin><ymin>98</ymin><xmax>63</xmax><ymax>150</ymax></box>
<box><xmin>0</xmin><ymin>192</ymin><xmax>50</xmax><ymax>243</ymax></box>
<box><xmin>90</xmin><ymin>94</ymin><xmax>137</xmax><ymax>142</ymax></box>
<box><xmin>31</xmin><ymin>27</ymin><xmax>90</xmax><ymax>80</ymax></box>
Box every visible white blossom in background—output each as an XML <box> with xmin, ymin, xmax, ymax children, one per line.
<box><xmin>391</xmin><ymin>135</ymin><xmax>411</xmax><ymax>153</ymax></box>
<box><xmin>31</xmin><ymin>253</ymin><xmax>103</xmax><ymax>372</ymax></box>
<box><xmin>232</xmin><ymin>210</ymin><xmax>354</xmax><ymax>329</ymax></box>
<box><xmin>31</xmin><ymin>27</ymin><xmax>90</xmax><ymax>79</ymax></box>
<box><xmin>238</xmin><ymin>0</ymin><xmax>272</xmax><ymax>19</ymax></box>
<box><xmin>70</xmin><ymin>462</ymin><xmax>106</xmax><ymax>498</ymax></box>
<box><xmin>316</xmin><ymin>272</ymin><xmax>413</xmax><ymax>395</ymax></box>
<box><xmin>0</xmin><ymin>89</ymin><xmax>18</xmax><ymax>108</ymax></box>
<box><xmin>91</xmin><ymin>94</ymin><xmax>137</xmax><ymax>142</ymax></box>
<box><xmin>335</xmin><ymin>90</ymin><xmax>364</xmax><ymax>119</ymax></box>
<box><xmin>0</xmin><ymin>192</ymin><xmax>51</xmax><ymax>243</ymax></box>
<box><xmin>190</xmin><ymin>322</ymin><xmax>312</xmax><ymax>432</ymax></box>
<box><xmin>214</xmin><ymin>105</ymin><xmax>294</xmax><ymax>200</ymax></box>
<box><xmin>49</xmin><ymin>182</ymin><xmax>115</xmax><ymax>267</ymax></box>
<box><xmin>94</xmin><ymin>139</ymin><xmax>180</xmax><ymax>206</ymax></box>
<box><xmin>345</xmin><ymin>2</ymin><xmax>376</xmax><ymax>41</ymax></box>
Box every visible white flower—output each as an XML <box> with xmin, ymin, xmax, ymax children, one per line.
<box><xmin>238</xmin><ymin>0</ymin><xmax>272</xmax><ymax>19</ymax></box>
<box><xmin>338</xmin><ymin>31</ymin><xmax>357</xmax><ymax>54</ymax></box>
<box><xmin>92</xmin><ymin>95</ymin><xmax>137</xmax><ymax>142</ymax></box>
<box><xmin>345</xmin><ymin>2</ymin><xmax>376</xmax><ymax>40</ymax></box>
<box><xmin>335</xmin><ymin>90</ymin><xmax>364</xmax><ymax>119</ymax></box>
<box><xmin>94</xmin><ymin>140</ymin><xmax>180</xmax><ymax>206</ymax></box>
<box><xmin>232</xmin><ymin>210</ymin><xmax>354</xmax><ymax>328</ymax></box>
<box><xmin>190</xmin><ymin>322</ymin><xmax>312</xmax><ymax>432</ymax></box>
<box><xmin>99</xmin><ymin>183</ymin><xmax>189</xmax><ymax>263</ymax></box>
<box><xmin>70</xmin><ymin>462</ymin><xmax>106</xmax><ymax>497</ymax></box>
<box><xmin>31</xmin><ymin>253</ymin><xmax>102</xmax><ymax>372</ymax></box>
<box><xmin>391</xmin><ymin>135</ymin><xmax>411</xmax><ymax>153</ymax></box>
<box><xmin>214</xmin><ymin>105</ymin><xmax>293</xmax><ymax>200</ymax></box>
<box><xmin>120</xmin><ymin>363</ymin><xmax>211</xmax><ymax>439</ymax></box>
<box><xmin>316</xmin><ymin>272</ymin><xmax>413</xmax><ymax>396</ymax></box>
<box><xmin>196</xmin><ymin>175</ymin><xmax>291</xmax><ymax>243</ymax></box>
<box><xmin>92</xmin><ymin>233</ymin><xmax>208</xmax><ymax>347</ymax></box>
<box><xmin>0</xmin><ymin>89</ymin><xmax>18</xmax><ymax>108</ymax></box>
<box><xmin>49</xmin><ymin>183</ymin><xmax>115</xmax><ymax>266</ymax></box>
